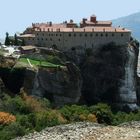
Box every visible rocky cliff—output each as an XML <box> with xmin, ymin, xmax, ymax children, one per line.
<box><xmin>0</xmin><ymin>40</ymin><xmax>139</xmax><ymax>111</ymax></box>
<box><xmin>80</xmin><ymin>41</ymin><xmax>139</xmax><ymax>111</ymax></box>
<box><xmin>23</xmin><ymin>62</ymin><xmax>82</xmax><ymax>106</ymax></box>
<box><xmin>63</xmin><ymin>40</ymin><xmax>139</xmax><ymax>111</ymax></box>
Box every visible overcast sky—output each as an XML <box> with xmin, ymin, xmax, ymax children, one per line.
<box><xmin>0</xmin><ymin>0</ymin><xmax>140</xmax><ymax>38</ymax></box>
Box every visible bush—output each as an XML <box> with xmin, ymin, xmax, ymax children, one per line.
<box><xmin>0</xmin><ymin>112</ymin><xmax>16</xmax><ymax>125</ymax></box>
<box><xmin>89</xmin><ymin>103</ymin><xmax>113</xmax><ymax>124</ymax></box>
<box><xmin>0</xmin><ymin>122</ymin><xmax>26</xmax><ymax>140</ymax></box>
<box><xmin>1</xmin><ymin>95</ymin><xmax>30</xmax><ymax>114</ymax></box>
<box><xmin>112</xmin><ymin>111</ymin><xmax>140</xmax><ymax>125</ymax></box>
<box><xmin>87</xmin><ymin>114</ymin><xmax>97</xmax><ymax>122</ymax></box>
<box><xmin>60</xmin><ymin>105</ymin><xmax>90</xmax><ymax>122</ymax></box>
<box><xmin>34</xmin><ymin>110</ymin><xmax>64</xmax><ymax>131</ymax></box>
<box><xmin>16</xmin><ymin>114</ymin><xmax>34</xmax><ymax>131</ymax></box>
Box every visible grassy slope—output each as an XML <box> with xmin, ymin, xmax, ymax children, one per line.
<box><xmin>19</xmin><ymin>58</ymin><xmax>63</xmax><ymax>68</ymax></box>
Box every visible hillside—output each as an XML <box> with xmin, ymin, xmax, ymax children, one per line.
<box><xmin>113</xmin><ymin>12</ymin><xmax>140</xmax><ymax>41</ymax></box>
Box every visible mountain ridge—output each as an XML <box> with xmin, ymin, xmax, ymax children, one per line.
<box><xmin>112</xmin><ymin>12</ymin><xmax>140</xmax><ymax>41</ymax></box>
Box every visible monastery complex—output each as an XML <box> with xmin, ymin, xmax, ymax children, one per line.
<box><xmin>19</xmin><ymin>15</ymin><xmax>131</xmax><ymax>51</ymax></box>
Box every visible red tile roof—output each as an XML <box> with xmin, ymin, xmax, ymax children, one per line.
<box><xmin>33</xmin><ymin>26</ymin><xmax>130</xmax><ymax>33</ymax></box>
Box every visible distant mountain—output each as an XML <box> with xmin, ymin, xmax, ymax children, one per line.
<box><xmin>113</xmin><ymin>12</ymin><xmax>140</xmax><ymax>41</ymax></box>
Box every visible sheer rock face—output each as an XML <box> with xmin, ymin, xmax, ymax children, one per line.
<box><xmin>24</xmin><ymin>62</ymin><xmax>82</xmax><ymax>106</ymax></box>
<box><xmin>0</xmin><ymin>78</ymin><xmax>5</xmax><ymax>93</ymax></box>
<box><xmin>81</xmin><ymin>42</ymin><xmax>139</xmax><ymax>111</ymax></box>
<box><xmin>0</xmin><ymin>41</ymin><xmax>139</xmax><ymax>111</ymax></box>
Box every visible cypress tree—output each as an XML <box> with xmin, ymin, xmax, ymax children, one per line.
<box><xmin>4</xmin><ymin>32</ymin><xmax>10</xmax><ymax>46</ymax></box>
<box><xmin>14</xmin><ymin>34</ymin><xmax>18</xmax><ymax>46</ymax></box>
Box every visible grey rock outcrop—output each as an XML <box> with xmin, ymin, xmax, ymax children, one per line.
<box><xmin>24</xmin><ymin>62</ymin><xmax>82</xmax><ymax>106</ymax></box>
<box><xmin>80</xmin><ymin>42</ymin><xmax>139</xmax><ymax>111</ymax></box>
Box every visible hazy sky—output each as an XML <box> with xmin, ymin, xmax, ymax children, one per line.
<box><xmin>0</xmin><ymin>0</ymin><xmax>140</xmax><ymax>38</ymax></box>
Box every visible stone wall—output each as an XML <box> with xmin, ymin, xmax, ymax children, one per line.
<box><xmin>24</xmin><ymin>31</ymin><xmax>131</xmax><ymax>51</ymax></box>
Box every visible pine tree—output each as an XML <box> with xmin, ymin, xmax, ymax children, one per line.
<box><xmin>14</xmin><ymin>34</ymin><xmax>18</xmax><ymax>46</ymax></box>
<box><xmin>4</xmin><ymin>32</ymin><xmax>10</xmax><ymax>46</ymax></box>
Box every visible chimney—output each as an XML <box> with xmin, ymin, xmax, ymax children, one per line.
<box><xmin>90</xmin><ymin>15</ymin><xmax>97</xmax><ymax>23</ymax></box>
<box><xmin>83</xmin><ymin>18</ymin><xmax>87</xmax><ymax>24</ymax></box>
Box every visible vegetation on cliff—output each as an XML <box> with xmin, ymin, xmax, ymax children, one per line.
<box><xmin>0</xmin><ymin>92</ymin><xmax>140</xmax><ymax>140</ymax></box>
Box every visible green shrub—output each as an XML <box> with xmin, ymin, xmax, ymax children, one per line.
<box><xmin>0</xmin><ymin>122</ymin><xmax>26</xmax><ymax>140</ymax></box>
<box><xmin>112</xmin><ymin>111</ymin><xmax>140</xmax><ymax>125</ymax></box>
<box><xmin>34</xmin><ymin>111</ymin><xmax>61</xmax><ymax>131</ymax></box>
<box><xmin>60</xmin><ymin>105</ymin><xmax>90</xmax><ymax>122</ymax></box>
<box><xmin>17</xmin><ymin>114</ymin><xmax>34</xmax><ymax>130</ymax></box>
<box><xmin>1</xmin><ymin>95</ymin><xmax>30</xmax><ymax>114</ymax></box>
<box><xmin>89</xmin><ymin>103</ymin><xmax>113</xmax><ymax>124</ymax></box>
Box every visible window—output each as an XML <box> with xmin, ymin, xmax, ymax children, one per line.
<box><xmin>37</xmin><ymin>38</ymin><xmax>39</xmax><ymax>40</ymax></box>
<box><xmin>42</xmin><ymin>33</ymin><xmax>44</xmax><ymax>36</ymax></box>
<box><xmin>96</xmin><ymin>33</ymin><xmax>98</xmax><ymax>37</ymax></box>
<box><xmin>101</xmin><ymin>34</ymin><xmax>103</xmax><ymax>37</ymax></box>
<box><xmin>60</xmin><ymin>34</ymin><xmax>62</xmax><ymax>36</ymax></box>
<box><xmin>90</xmin><ymin>34</ymin><xmax>93</xmax><ymax>37</ymax></box>
<box><xmin>69</xmin><ymin>33</ymin><xmax>71</xmax><ymax>37</ymax></box>
<box><xmin>105</xmin><ymin>33</ymin><xmax>108</xmax><ymax>37</ymax></box>
<box><xmin>37</xmin><ymin>33</ymin><xmax>38</xmax><ymax>36</ymax></box>
<box><xmin>46</xmin><ymin>38</ymin><xmax>47</xmax><ymax>40</ymax></box>
<box><xmin>50</xmin><ymin>38</ymin><xmax>52</xmax><ymax>41</ymax></box>
<box><xmin>79</xmin><ymin>34</ymin><xmax>82</xmax><ymax>37</ymax></box>
<box><xmin>51</xmin><ymin>34</ymin><xmax>53</xmax><ymax>36</ymax></box>
<box><xmin>42</xmin><ymin>38</ymin><xmax>43</xmax><ymax>40</ymax></box>
<box><xmin>85</xmin><ymin>34</ymin><xmax>87</xmax><ymax>37</ymax></box>
<box><xmin>74</xmin><ymin>34</ymin><xmax>76</xmax><ymax>37</ymax></box>
<box><xmin>121</xmin><ymin>33</ymin><xmax>124</xmax><ymax>37</ymax></box>
<box><xmin>58</xmin><ymin>39</ymin><xmax>60</xmax><ymax>41</ymax></box>
<box><xmin>112</xmin><ymin>33</ymin><xmax>114</xmax><ymax>36</ymax></box>
<box><xmin>56</xmin><ymin>34</ymin><xmax>58</xmax><ymax>36</ymax></box>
